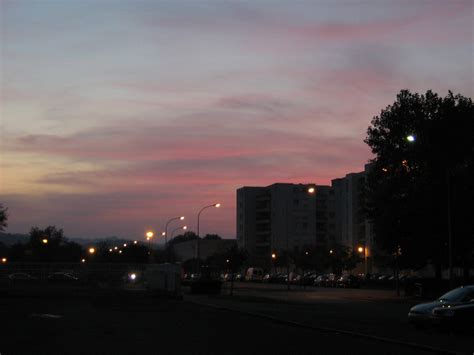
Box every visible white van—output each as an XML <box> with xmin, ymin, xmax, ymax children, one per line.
<box><xmin>245</xmin><ymin>267</ymin><xmax>264</xmax><ymax>282</ymax></box>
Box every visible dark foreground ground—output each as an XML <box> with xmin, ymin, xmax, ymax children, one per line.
<box><xmin>0</xmin><ymin>286</ymin><xmax>472</xmax><ymax>355</ymax></box>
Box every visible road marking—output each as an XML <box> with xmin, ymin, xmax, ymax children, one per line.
<box><xmin>29</xmin><ymin>313</ymin><xmax>63</xmax><ymax>319</ymax></box>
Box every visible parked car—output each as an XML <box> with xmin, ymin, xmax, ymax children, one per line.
<box><xmin>431</xmin><ymin>302</ymin><xmax>474</xmax><ymax>331</ymax></box>
<box><xmin>326</xmin><ymin>273</ymin><xmax>339</xmax><ymax>287</ymax></box>
<box><xmin>314</xmin><ymin>274</ymin><xmax>329</xmax><ymax>287</ymax></box>
<box><xmin>245</xmin><ymin>267</ymin><xmax>264</xmax><ymax>282</ymax></box>
<box><xmin>302</xmin><ymin>272</ymin><xmax>317</xmax><ymax>286</ymax></box>
<box><xmin>268</xmin><ymin>273</ymin><xmax>286</xmax><ymax>284</ymax></box>
<box><xmin>408</xmin><ymin>285</ymin><xmax>474</xmax><ymax>327</ymax></box>
<box><xmin>336</xmin><ymin>275</ymin><xmax>360</xmax><ymax>288</ymax></box>
<box><xmin>47</xmin><ymin>272</ymin><xmax>79</xmax><ymax>283</ymax></box>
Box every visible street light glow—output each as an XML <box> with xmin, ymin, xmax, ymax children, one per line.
<box><xmin>81</xmin><ymin>258</ymin><xmax>85</xmax><ymax>263</ymax></box>
<box><xmin>42</xmin><ymin>239</ymin><xmax>48</xmax><ymax>244</ymax></box>
<box><xmin>1</xmin><ymin>257</ymin><xmax>7</xmax><ymax>263</ymax></box>
<box><xmin>146</xmin><ymin>231</ymin><xmax>154</xmax><ymax>238</ymax></box>
<box><xmin>329</xmin><ymin>250</ymin><xmax>334</xmax><ymax>254</ymax></box>
<box><xmin>214</xmin><ymin>203</ymin><xmax>221</xmax><ymax>208</ymax></box>
<box><xmin>89</xmin><ymin>247</ymin><xmax>95</xmax><ymax>254</ymax></box>
<box><xmin>407</xmin><ymin>135</ymin><xmax>415</xmax><ymax>142</ymax></box>
<box><xmin>133</xmin><ymin>241</ymin><xmax>138</xmax><ymax>244</ymax></box>
<box><xmin>358</xmin><ymin>247</ymin><xmax>364</xmax><ymax>253</ymax></box>
<box><xmin>308</xmin><ymin>187</ymin><xmax>315</xmax><ymax>194</ymax></box>
<box><xmin>271</xmin><ymin>253</ymin><xmax>276</xmax><ymax>259</ymax></box>
<box><xmin>123</xmin><ymin>243</ymin><xmax>127</xmax><ymax>247</ymax></box>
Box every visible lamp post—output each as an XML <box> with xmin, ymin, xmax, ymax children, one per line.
<box><xmin>406</xmin><ymin>134</ymin><xmax>454</xmax><ymax>287</ymax></box>
<box><xmin>164</xmin><ymin>216</ymin><xmax>185</xmax><ymax>247</ymax></box>
<box><xmin>171</xmin><ymin>225</ymin><xmax>187</xmax><ymax>238</ymax></box>
<box><xmin>146</xmin><ymin>231</ymin><xmax>154</xmax><ymax>252</ymax></box>
<box><xmin>358</xmin><ymin>246</ymin><xmax>368</xmax><ymax>276</ymax></box>
<box><xmin>285</xmin><ymin>186</ymin><xmax>316</xmax><ymax>291</ymax></box>
<box><xmin>271</xmin><ymin>252</ymin><xmax>277</xmax><ymax>274</ymax></box>
<box><xmin>196</xmin><ymin>203</ymin><xmax>221</xmax><ymax>273</ymax></box>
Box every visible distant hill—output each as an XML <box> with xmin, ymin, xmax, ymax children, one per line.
<box><xmin>0</xmin><ymin>232</ymin><xmax>163</xmax><ymax>248</ymax></box>
<box><xmin>0</xmin><ymin>232</ymin><xmax>29</xmax><ymax>245</ymax></box>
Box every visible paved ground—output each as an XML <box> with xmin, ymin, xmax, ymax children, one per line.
<box><xmin>0</xmin><ymin>288</ymin><xmax>451</xmax><ymax>355</ymax></box>
<box><xmin>182</xmin><ymin>282</ymin><xmax>473</xmax><ymax>354</ymax></box>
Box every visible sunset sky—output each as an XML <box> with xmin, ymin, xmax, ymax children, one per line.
<box><xmin>1</xmin><ymin>0</ymin><xmax>472</xmax><ymax>240</ymax></box>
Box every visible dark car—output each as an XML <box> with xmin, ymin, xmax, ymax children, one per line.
<box><xmin>336</xmin><ymin>275</ymin><xmax>360</xmax><ymax>288</ymax></box>
<box><xmin>47</xmin><ymin>272</ymin><xmax>79</xmax><ymax>283</ymax></box>
<box><xmin>408</xmin><ymin>285</ymin><xmax>474</xmax><ymax>327</ymax></box>
<box><xmin>431</xmin><ymin>303</ymin><xmax>474</xmax><ymax>331</ymax></box>
<box><xmin>314</xmin><ymin>274</ymin><xmax>329</xmax><ymax>287</ymax></box>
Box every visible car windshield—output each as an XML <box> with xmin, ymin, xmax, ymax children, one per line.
<box><xmin>437</xmin><ymin>287</ymin><xmax>471</xmax><ymax>302</ymax></box>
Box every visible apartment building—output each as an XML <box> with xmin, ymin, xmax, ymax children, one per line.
<box><xmin>237</xmin><ymin>183</ymin><xmax>334</xmax><ymax>266</ymax></box>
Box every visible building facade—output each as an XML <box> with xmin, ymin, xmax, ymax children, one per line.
<box><xmin>237</xmin><ymin>183</ymin><xmax>334</xmax><ymax>267</ymax></box>
<box><xmin>331</xmin><ymin>164</ymin><xmax>374</xmax><ymax>268</ymax></box>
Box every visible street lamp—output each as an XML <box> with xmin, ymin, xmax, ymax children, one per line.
<box><xmin>1</xmin><ymin>257</ymin><xmax>7</xmax><ymax>263</ymax></box>
<box><xmin>146</xmin><ymin>231</ymin><xmax>154</xmax><ymax>252</ymax></box>
<box><xmin>171</xmin><ymin>225</ymin><xmax>187</xmax><ymax>238</ymax></box>
<box><xmin>271</xmin><ymin>253</ymin><xmax>277</xmax><ymax>274</ymax></box>
<box><xmin>285</xmin><ymin>186</ymin><xmax>316</xmax><ymax>291</ymax></box>
<box><xmin>358</xmin><ymin>246</ymin><xmax>368</xmax><ymax>275</ymax></box>
<box><xmin>164</xmin><ymin>216</ymin><xmax>185</xmax><ymax>246</ymax></box>
<box><xmin>196</xmin><ymin>203</ymin><xmax>221</xmax><ymax>271</ymax></box>
<box><xmin>405</xmin><ymin>133</ymin><xmax>453</xmax><ymax>288</ymax></box>
<box><xmin>42</xmin><ymin>238</ymin><xmax>48</xmax><ymax>244</ymax></box>
<box><xmin>88</xmin><ymin>247</ymin><xmax>95</xmax><ymax>255</ymax></box>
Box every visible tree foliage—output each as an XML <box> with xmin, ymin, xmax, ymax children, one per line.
<box><xmin>365</xmin><ymin>90</ymin><xmax>473</xmax><ymax>271</ymax></box>
<box><xmin>203</xmin><ymin>234</ymin><xmax>222</xmax><ymax>240</ymax></box>
<box><xmin>27</xmin><ymin>226</ymin><xmax>83</xmax><ymax>262</ymax></box>
<box><xmin>0</xmin><ymin>204</ymin><xmax>8</xmax><ymax>232</ymax></box>
<box><xmin>167</xmin><ymin>231</ymin><xmax>198</xmax><ymax>247</ymax></box>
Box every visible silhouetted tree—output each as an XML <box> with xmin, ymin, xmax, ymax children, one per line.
<box><xmin>219</xmin><ymin>245</ymin><xmax>247</xmax><ymax>296</ymax></box>
<box><xmin>203</xmin><ymin>234</ymin><xmax>222</xmax><ymax>240</ymax></box>
<box><xmin>25</xmin><ymin>226</ymin><xmax>87</xmax><ymax>262</ymax></box>
<box><xmin>365</xmin><ymin>90</ymin><xmax>473</xmax><ymax>278</ymax></box>
<box><xmin>0</xmin><ymin>204</ymin><xmax>8</xmax><ymax>232</ymax></box>
<box><xmin>167</xmin><ymin>231</ymin><xmax>198</xmax><ymax>247</ymax></box>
